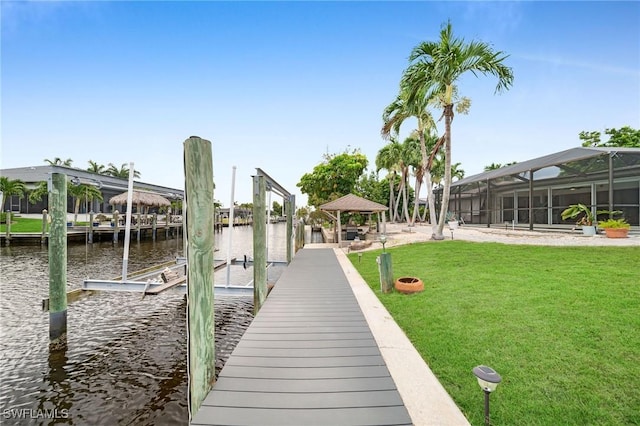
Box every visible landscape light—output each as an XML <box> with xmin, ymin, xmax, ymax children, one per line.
<box><xmin>379</xmin><ymin>234</ymin><xmax>387</xmax><ymax>252</ymax></box>
<box><xmin>473</xmin><ymin>365</ymin><xmax>502</xmax><ymax>426</ymax></box>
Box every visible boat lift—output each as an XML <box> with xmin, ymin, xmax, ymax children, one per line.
<box><xmin>77</xmin><ymin>165</ymin><xmax>293</xmax><ymax>298</ymax></box>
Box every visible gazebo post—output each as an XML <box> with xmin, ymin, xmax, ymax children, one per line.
<box><xmin>337</xmin><ymin>209</ymin><xmax>342</xmax><ymax>247</ymax></box>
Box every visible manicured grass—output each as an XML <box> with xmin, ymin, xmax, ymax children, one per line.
<box><xmin>348</xmin><ymin>241</ymin><xmax>640</xmax><ymax>425</ymax></box>
<box><xmin>0</xmin><ymin>217</ymin><xmax>44</xmax><ymax>233</ymax></box>
<box><xmin>0</xmin><ymin>217</ymin><xmax>92</xmax><ymax>233</ymax></box>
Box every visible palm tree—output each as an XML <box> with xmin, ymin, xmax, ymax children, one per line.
<box><xmin>375</xmin><ymin>140</ymin><xmax>401</xmax><ymax>222</ymax></box>
<box><xmin>382</xmin><ymin>83</ymin><xmax>441</xmax><ymax>234</ymax></box>
<box><xmin>44</xmin><ymin>157</ymin><xmax>73</xmax><ymax>166</ymax></box>
<box><xmin>484</xmin><ymin>161</ymin><xmax>517</xmax><ymax>171</ymax></box>
<box><xmin>402</xmin><ymin>20</ymin><xmax>513</xmax><ymax>239</ymax></box>
<box><xmin>28</xmin><ymin>181</ymin><xmax>49</xmax><ymax>205</ymax></box>
<box><xmin>0</xmin><ymin>177</ymin><xmax>26</xmax><ymax>212</ymax></box>
<box><xmin>394</xmin><ymin>135</ymin><xmax>420</xmax><ymax>224</ymax></box>
<box><xmin>87</xmin><ymin>160</ymin><xmax>106</xmax><ymax>174</ymax></box>
<box><xmin>106</xmin><ymin>163</ymin><xmax>141</xmax><ymax>179</ymax></box>
<box><xmin>67</xmin><ymin>183</ymin><xmax>103</xmax><ymax>224</ymax></box>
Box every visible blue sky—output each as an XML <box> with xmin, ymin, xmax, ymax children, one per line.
<box><xmin>2</xmin><ymin>1</ymin><xmax>639</xmax><ymax>208</ymax></box>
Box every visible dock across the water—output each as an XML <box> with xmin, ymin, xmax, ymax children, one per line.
<box><xmin>191</xmin><ymin>247</ymin><xmax>469</xmax><ymax>426</ymax></box>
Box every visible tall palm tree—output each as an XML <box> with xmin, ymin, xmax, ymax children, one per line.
<box><xmin>106</xmin><ymin>163</ymin><xmax>141</xmax><ymax>179</ymax></box>
<box><xmin>382</xmin><ymin>83</ymin><xmax>441</xmax><ymax>234</ymax></box>
<box><xmin>0</xmin><ymin>177</ymin><xmax>26</xmax><ymax>212</ymax></box>
<box><xmin>67</xmin><ymin>183</ymin><xmax>103</xmax><ymax>224</ymax></box>
<box><xmin>44</xmin><ymin>157</ymin><xmax>73</xmax><ymax>166</ymax></box>
<box><xmin>394</xmin><ymin>135</ymin><xmax>420</xmax><ymax>224</ymax></box>
<box><xmin>402</xmin><ymin>20</ymin><xmax>513</xmax><ymax>239</ymax></box>
<box><xmin>375</xmin><ymin>140</ymin><xmax>401</xmax><ymax>222</ymax></box>
<box><xmin>87</xmin><ymin>160</ymin><xmax>106</xmax><ymax>174</ymax></box>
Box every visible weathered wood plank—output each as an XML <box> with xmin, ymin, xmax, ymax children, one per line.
<box><xmin>236</xmin><ymin>338</ymin><xmax>376</xmax><ymax>349</ymax></box>
<box><xmin>226</xmin><ymin>355</ymin><xmax>385</xmax><ymax>368</ymax></box>
<box><xmin>184</xmin><ymin>136</ymin><xmax>216</xmax><ymax>417</ymax></box>
<box><xmin>230</xmin><ymin>346</ymin><xmax>382</xmax><ymax>358</ymax></box>
<box><xmin>252</xmin><ymin>175</ymin><xmax>267</xmax><ymax>313</ymax></box>
<box><xmin>211</xmin><ymin>376</ymin><xmax>399</xmax><ymax>393</ymax></box>
<box><xmin>238</xmin><ymin>326</ymin><xmax>372</xmax><ymax>334</ymax></box>
<box><xmin>144</xmin><ymin>276</ymin><xmax>186</xmax><ymax>295</ymax></box>
<box><xmin>203</xmin><ymin>389</ymin><xmax>403</xmax><ymax>409</ymax></box>
<box><xmin>218</xmin><ymin>365</ymin><xmax>391</xmax><ymax>380</ymax></box>
<box><xmin>248</xmin><ymin>320</ymin><xmax>369</xmax><ymax>328</ymax></box>
<box><xmin>49</xmin><ymin>173</ymin><xmax>67</xmax><ymax>351</ymax></box>
<box><xmin>192</xmin><ymin>406</ymin><xmax>412</xmax><ymax>426</ymax></box>
<box><xmin>239</xmin><ymin>332</ymin><xmax>374</xmax><ymax>341</ymax></box>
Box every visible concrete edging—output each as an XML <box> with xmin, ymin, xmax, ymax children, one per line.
<box><xmin>333</xmin><ymin>248</ymin><xmax>471</xmax><ymax>426</ymax></box>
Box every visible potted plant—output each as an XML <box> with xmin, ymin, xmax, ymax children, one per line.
<box><xmin>598</xmin><ymin>218</ymin><xmax>631</xmax><ymax>239</ymax></box>
<box><xmin>445</xmin><ymin>211</ymin><xmax>459</xmax><ymax>229</ymax></box>
<box><xmin>561</xmin><ymin>204</ymin><xmax>601</xmax><ymax>236</ymax></box>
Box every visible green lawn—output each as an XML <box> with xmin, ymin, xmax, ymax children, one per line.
<box><xmin>348</xmin><ymin>241</ymin><xmax>640</xmax><ymax>426</ymax></box>
<box><xmin>0</xmin><ymin>216</ymin><xmax>44</xmax><ymax>233</ymax></box>
<box><xmin>0</xmin><ymin>217</ymin><xmax>92</xmax><ymax>233</ymax></box>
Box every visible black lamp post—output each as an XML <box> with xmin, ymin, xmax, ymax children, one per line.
<box><xmin>379</xmin><ymin>234</ymin><xmax>387</xmax><ymax>252</ymax></box>
<box><xmin>473</xmin><ymin>365</ymin><xmax>501</xmax><ymax>426</ymax></box>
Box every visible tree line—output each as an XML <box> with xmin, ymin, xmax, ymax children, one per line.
<box><xmin>297</xmin><ymin>20</ymin><xmax>639</xmax><ymax>240</ymax></box>
<box><xmin>0</xmin><ymin>158</ymin><xmax>142</xmax><ymax>222</ymax></box>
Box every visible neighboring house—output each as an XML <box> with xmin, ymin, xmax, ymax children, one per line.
<box><xmin>435</xmin><ymin>147</ymin><xmax>640</xmax><ymax>229</ymax></box>
<box><xmin>0</xmin><ymin>165</ymin><xmax>183</xmax><ymax>215</ymax></box>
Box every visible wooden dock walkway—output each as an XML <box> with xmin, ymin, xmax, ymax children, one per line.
<box><xmin>191</xmin><ymin>248</ymin><xmax>412</xmax><ymax>426</ymax></box>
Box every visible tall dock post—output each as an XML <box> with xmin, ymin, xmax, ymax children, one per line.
<box><xmin>41</xmin><ymin>209</ymin><xmax>48</xmax><ymax>245</ymax></box>
<box><xmin>286</xmin><ymin>195</ymin><xmax>294</xmax><ymax>264</ymax></box>
<box><xmin>184</xmin><ymin>136</ymin><xmax>216</xmax><ymax>420</ymax></box>
<box><xmin>252</xmin><ymin>175</ymin><xmax>267</xmax><ymax>313</ymax></box>
<box><xmin>152</xmin><ymin>213</ymin><xmax>157</xmax><ymax>241</ymax></box>
<box><xmin>88</xmin><ymin>211</ymin><xmax>94</xmax><ymax>244</ymax></box>
<box><xmin>49</xmin><ymin>173</ymin><xmax>68</xmax><ymax>351</ymax></box>
<box><xmin>113</xmin><ymin>210</ymin><xmax>119</xmax><ymax>243</ymax></box>
<box><xmin>4</xmin><ymin>210</ymin><xmax>11</xmax><ymax>245</ymax></box>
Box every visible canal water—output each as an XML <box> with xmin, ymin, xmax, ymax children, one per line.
<box><xmin>0</xmin><ymin>224</ymin><xmax>288</xmax><ymax>425</ymax></box>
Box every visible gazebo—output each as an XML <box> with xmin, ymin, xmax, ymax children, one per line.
<box><xmin>109</xmin><ymin>190</ymin><xmax>172</xmax><ymax>210</ymax></box>
<box><xmin>109</xmin><ymin>190</ymin><xmax>172</xmax><ymax>224</ymax></box>
<box><xmin>319</xmin><ymin>194</ymin><xmax>388</xmax><ymax>247</ymax></box>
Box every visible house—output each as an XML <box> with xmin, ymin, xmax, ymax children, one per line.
<box><xmin>436</xmin><ymin>147</ymin><xmax>640</xmax><ymax>229</ymax></box>
<box><xmin>0</xmin><ymin>165</ymin><xmax>183</xmax><ymax>215</ymax></box>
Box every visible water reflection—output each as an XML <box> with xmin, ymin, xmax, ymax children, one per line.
<box><xmin>0</xmin><ymin>224</ymin><xmax>286</xmax><ymax>425</ymax></box>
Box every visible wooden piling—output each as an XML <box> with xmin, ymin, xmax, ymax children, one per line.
<box><xmin>113</xmin><ymin>210</ymin><xmax>119</xmax><ymax>243</ymax></box>
<box><xmin>379</xmin><ymin>252</ymin><xmax>394</xmax><ymax>293</ymax></box>
<box><xmin>252</xmin><ymin>175</ymin><xmax>267</xmax><ymax>313</ymax></box>
<box><xmin>152</xmin><ymin>213</ymin><xmax>157</xmax><ymax>241</ymax></box>
<box><xmin>294</xmin><ymin>220</ymin><xmax>303</xmax><ymax>253</ymax></box>
<box><xmin>184</xmin><ymin>136</ymin><xmax>216</xmax><ymax>419</ymax></box>
<box><xmin>5</xmin><ymin>210</ymin><xmax>10</xmax><ymax>245</ymax></box>
<box><xmin>49</xmin><ymin>173</ymin><xmax>68</xmax><ymax>351</ymax></box>
<box><xmin>89</xmin><ymin>211</ymin><xmax>94</xmax><ymax>244</ymax></box>
<box><xmin>41</xmin><ymin>209</ymin><xmax>48</xmax><ymax>245</ymax></box>
<box><xmin>286</xmin><ymin>195</ymin><xmax>294</xmax><ymax>264</ymax></box>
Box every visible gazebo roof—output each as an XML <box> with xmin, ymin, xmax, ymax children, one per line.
<box><xmin>109</xmin><ymin>190</ymin><xmax>171</xmax><ymax>207</ymax></box>
<box><xmin>319</xmin><ymin>194</ymin><xmax>388</xmax><ymax>212</ymax></box>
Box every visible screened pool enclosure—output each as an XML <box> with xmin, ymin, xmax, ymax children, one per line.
<box><xmin>438</xmin><ymin>147</ymin><xmax>640</xmax><ymax>230</ymax></box>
